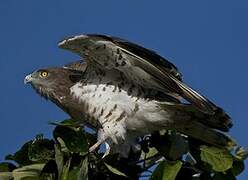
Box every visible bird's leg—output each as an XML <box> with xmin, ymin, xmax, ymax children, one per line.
<box><xmin>89</xmin><ymin>137</ymin><xmax>107</xmax><ymax>152</ymax></box>
<box><xmin>89</xmin><ymin>128</ymin><xmax>109</xmax><ymax>153</ymax></box>
<box><xmin>89</xmin><ymin>129</ymin><xmax>112</xmax><ymax>158</ymax></box>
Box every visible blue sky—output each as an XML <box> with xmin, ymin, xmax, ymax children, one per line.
<box><xmin>0</xmin><ymin>0</ymin><xmax>247</xmax><ymax>178</ymax></box>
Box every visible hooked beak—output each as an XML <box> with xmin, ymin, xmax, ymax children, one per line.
<box><xmin>24</xmin><ymin>74</ymin><xmax>33</xmax><ymax>84</ymax></box>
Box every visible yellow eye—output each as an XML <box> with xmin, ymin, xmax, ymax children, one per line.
<box><xmin>40</xmin><ymin>71</ymin><xmax>48</xmax><ymax>78</ymax></box>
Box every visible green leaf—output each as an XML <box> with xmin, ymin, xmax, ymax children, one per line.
<box><xmin>67</xmin><ymin>167</ymin><xmax>80</xmax><ymax>180</ymax></box>
<box><xmin>212</xmin><ymin>172</ymin><xmax>236</xmax><ymax>180</ymax></box>
<box><xmin>0</xmin><ymin>164</ymin><xmax>45</xmax><ymax>180</ymax></box>
<box><xmin>140</xmin><ymin>147</ymin><xmax>160</xmax><ymax>168</ymax></box>
<box><xmin>0</xmin><ymin>172</ymin><xmax>12</xmax><ymax>180</ymax></box>
<box><xmin>40</xmin><ymin>160</ymin><xmax>57</xmax><ymax>180</ymax></box>
<box><xmin>5</xmin><ymin>141</ymin><xmax>33</xmax><ymax>166</ymax></box>
<box><xmin>49</xmin><ymin>118</ymin><xmax>82</xmax><ymax>128</ymax></box>
<box><xmin>200</xmin><ymin>145</ymin><xmax>233</xmax><ymax>172</ymax></box>
<box><xmin>79</xmin><ymin>157</ymin><xmax>88</xmax><ymax>180</ymax></box>
<box><xmin>39</xmin><ymin>174</ymin><xmax>55</xmax><ymax>180</ymax></box>
<box><xmin>68</xmin><ymin>157</ymin><xmax>88</xmax><ymax>180</ymax></box>
<box><xmin>104</xmin><ymin>163</ymin><xmax>127</xmax><ymax>177</ymax></box>
<box><xmin>55</xmin><ymin>144</ymin><xmax>64</xmax><ymax>180</ymax></box>
<box><xmin>150</xmin><ymin>160</ymin><xmax>182</xmax><ymax>180</ymax></box>
<box><xmin>141</xmin><ymin>147</ymin><xmax>158</xmax><ymax>160</ymax></box>
<box><xmin>56</xmin><ymin>137</ymin><xmax>70</xmax><ymax>153</ymax></box>
<box><xmin>13</xmin><ymin>163</ymin><xmax>45</xmax><ymax>180</ymax></box>
<box><xmin>61</xmin><ymin>158</ymin><xmax>71</xmax><ymax>180</ymax></box>
<box><xmin>230</xmin><ymin>160</ymin><xmax>245</xmax><ymax>176</ymax></box>
<box><xmin>28</xmin><ymin>138</ymin><xmax>54</xmax><ymax>162</ymax></box>
<box><xmin>5</xmin><ymin>135</ymin><xmax>52</xmax><ymax>166</ymax></box>
<box><xmin>53</xmin><ymin>126</ymin><xmax>88</xmax><ymax>154</ymax></box>
<box><xmin>0</xmin><ymin>162</ymin><xmax>16</xmax><ymax>172</ymax></box>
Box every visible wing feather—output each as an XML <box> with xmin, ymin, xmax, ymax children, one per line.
<box><xmin>63</xmin><ymin>60</ymin><xmax>87</xmax><ymax>72</ymax></box>
<box><xmin>58</xmin><ymin>34</ymin><xmax>217</xmax><ymax>114</ymax></box>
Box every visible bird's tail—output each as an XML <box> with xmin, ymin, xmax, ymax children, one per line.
<box><xmin>159</xmin><ymin>102</ymin><xmax>236</xmax><ymax>148</ymax></box>
<box><xmin>177</xmin><ymin>121</ymin><xmax>236</xmax><ymax>148</ymax></box>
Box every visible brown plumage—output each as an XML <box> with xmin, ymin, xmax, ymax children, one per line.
<box><xmin>25</xmin><ymin>34</ymin><xmax>235</xmax><ymax>156</ymax></box>
<box><xmin>24</xmin><ymin>64</ymin><xmax>101</xmax><ymax>129</ymax></box>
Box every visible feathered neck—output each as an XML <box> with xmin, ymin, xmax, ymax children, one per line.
<box><xmin>31</xmin><ymin>84</ymin><xmax>55</xmax><ymax>101</ymax></box>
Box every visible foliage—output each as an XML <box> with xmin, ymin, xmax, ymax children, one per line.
<box><xmin>0</xmin><ymin>119</ymin><xmax>247</xmax><ymax>180</ymax></box>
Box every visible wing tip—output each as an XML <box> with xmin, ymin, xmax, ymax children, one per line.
<box><xmin>214</xmin><ymin>107</ymin><xmax>233</xmax><ymax>130</ymax></box>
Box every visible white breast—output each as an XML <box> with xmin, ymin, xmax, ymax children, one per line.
<box><xmin>70</xmin><ymin>82</ymin><xmax>136</xmax><ymax>122</ymax></box>
<box><xmin>69</xmin><ymin>69</ymin><xmax>173</xmax><ymax>145</ymax></box>
<box><xmin>71</xmin><ymin>82</ymin><xmax>171</xmax><ymax>128</ymax></box>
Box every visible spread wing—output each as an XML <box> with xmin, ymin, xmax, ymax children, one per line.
<box><xmin>58</xmin><ymin>34</ymin><xmax>217</xmax><ymax>114</ymax></box>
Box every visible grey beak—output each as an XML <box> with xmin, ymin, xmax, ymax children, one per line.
<box><xmin>24</xmin><ymin>74</ymin><xmax>33</xmax><ymax>84</ymax></box>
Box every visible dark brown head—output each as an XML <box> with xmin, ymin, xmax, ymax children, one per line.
<box><xmin>24</xmin><ymin>67</ymin><xmax>84</xmax><ymax>101</ymax></box>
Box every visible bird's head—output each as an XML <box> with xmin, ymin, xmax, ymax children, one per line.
<box><xmin>24</xmin><ymin>67</ymin><xmax>84</xmax><ymax>100</ymax></box>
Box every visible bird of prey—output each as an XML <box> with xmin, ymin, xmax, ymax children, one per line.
<box><xmin>24</xmin><ymin>34</ymin><xmax>234</xmax><ymax>156</ymax></box>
